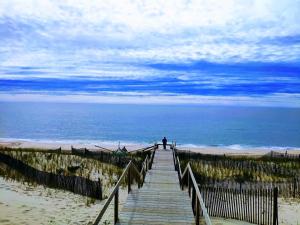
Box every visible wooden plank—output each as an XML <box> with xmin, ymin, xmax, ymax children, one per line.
<box><xmin>238</xmin><ymin>189</ymin><xmax>242</xmax><ymax>221</ymax></box>
<box><xmin>212</xmin><ymin>187</ymin><xmax>218</xmax><ymax>217</ymax></box>
<box><xmin>118</xmin><ymin>148</ymin><xmax>195</xmax><ymax>225</ymax></box>
<box><xmin>251</xmin><ymin>189</ymin><xmax>254</xmax><ymax>224</ymax></box>
<box><xmin>247</xmin><ymin>189</ymin><xmax>250</xmax><ymax>223</ymax></box>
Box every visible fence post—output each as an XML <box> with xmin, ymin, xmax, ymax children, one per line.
<box><xmin>114</xmin><ymin>187</ymin><xmax>119</xmax><ymax>224</ymax></box>
<box><xmin>192</xmin><ymin>187</ymin><xmax>196</xmax><ymax>214</ymax></box>
<box><xmin>195</xmin><ymin>197</ymin><xmax>200</xmax><ymax>225</ymax></box>
<box><xmin>98</xmin><ymin>178</ymin><xmax>103</xmax><ymax>200</ymax></box>
<box><xmin>293</xmin><ymin>177</ymin><xmax>296</xmax><ymax>198</ymax></box>
<box><xmin>273</xmin><ymin>187</ymin><xmax>278</xmax><ymax>225</ymax></box>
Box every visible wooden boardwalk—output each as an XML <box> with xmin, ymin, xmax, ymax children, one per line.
<box><xmin>117</xmin><ymin>147</ymin><xmax>195</xmax><ymax>225</ymax></box>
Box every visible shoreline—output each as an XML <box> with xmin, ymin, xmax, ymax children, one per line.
<box><xmin>0</xmin><ymin>139</ymin><xmax>146</xmax><ymax>152</ymax></box>
<box><xmin>1</xmin><ymin>139</ymin><xmax>300</xmax><ymax>156</ymax></box>
<box><xmin>177</xmin><ymin>146</ymin><xmax>300</xmax><ymax>156</ymax></box>
<box><xmin>1</xmin><ymin>139</ymin><xmax>300</xmax><ymax>225</ymax></box>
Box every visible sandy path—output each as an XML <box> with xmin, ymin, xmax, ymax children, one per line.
<box><xmin>0</xmin><ymin>177</ymin><xmax>129</xmax><ymax>225</ymax></box>
<box><xmin>278</xmin><ymin>198</ymin><xmax>300</xmax><ymax>225</ymax></box>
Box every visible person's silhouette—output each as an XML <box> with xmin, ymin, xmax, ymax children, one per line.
<box><xmin>162</xmin><ymin>137</ymin><xmax>167</xmax><ymax>150</ymax></box>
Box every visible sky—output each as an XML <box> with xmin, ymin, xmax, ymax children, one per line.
<box><xmin>0</xmin><ymin>0</ymin><xmax>300</xmax><ymax>107</ymax></box>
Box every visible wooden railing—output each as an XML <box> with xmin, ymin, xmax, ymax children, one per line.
<box><xmin>93</xmin><ymin>148</ymin><xmax>156</xmax><ymax>225</ymax></box>
<box><xmin>129</xmin><ymin>144</ymin><xmax>157</xmax><ymax>153</ymax></box>
<box><xmin>172</xmin><ymin>147</ymin><xmax>212</xmax><ymax>225</ymax></box>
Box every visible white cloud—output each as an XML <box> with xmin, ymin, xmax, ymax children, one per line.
<box><xmin>0</xmin><ymin>0</ymin><xmax>300</xmax><ymax>106</ymax></box>
<box><xmin>1</xmin><ymin>91</ymin><xmax>299</xmax><ymax>107</ymax></box>
<box><xmin>1</xmin><ymin>0</ymin><xmax>300</xmax><ymax>65</ymax></box>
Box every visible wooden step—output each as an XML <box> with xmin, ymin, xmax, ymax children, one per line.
<box><xmin>118</xmin><ymin>148</ymin><xmax>195</xmax><ymax>225</ymax></box>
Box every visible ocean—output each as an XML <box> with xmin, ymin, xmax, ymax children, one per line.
<box><xmin>0</xmin><ymin>102</ymin><xmax>300</xmax><ymax>149</ymax></box>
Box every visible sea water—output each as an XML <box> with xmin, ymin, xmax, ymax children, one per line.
<box><xmin>0</xmin><ymin>102</ymin><xmax>300</xmax><ymax>148</ymax></box>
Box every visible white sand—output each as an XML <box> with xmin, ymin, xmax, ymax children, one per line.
<box><xmin>0</xmin><ymin>177</ymin><xmax>129</xmax><ymax>225</ymax></box>
<box><xmin>279</xmin><ymin>198</ymin><xmax>300</xmax><ymax>225</ymax></box>
<box><xmin>1</xmin><ymin>176</ymin><xmax>299</xmax><ymax>225</ymax></box>
<box><xmin>209</xmin><ymin>199</ymin><xmax>300</xmax><ymax>225</ymax></box>
<box><xmin>0</xmin><ymin>140</ymin><xmax>146</xmax><ymax>152</ymax></box>
<box><xmin>176</xmin><ymin>146</ymin><xmax>300</xmax><ymax>156</ymax></box>
<box><xmin>1</xmin><ymin>139</ymin><xmax>300</xmax><ymax>225</ymax></box>
<box><xmin>1</xmin><ymin>139</ymin><xmax>300</xmax><ymax>156</ymax></box>
<box><xmin>0</xmin><ymin>139</ymin><xmax>143</xmax><ymax>224</ymax></box>
<box><xmin>207</xmin><ymin>217</ymin><xmax>255</xmax><ymax>225</ymax></box>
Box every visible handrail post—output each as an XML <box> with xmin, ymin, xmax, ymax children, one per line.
<box><xmin>174</xmin><ymin>156</ymin><xmax>212</xmax><ymax>225</ymax></box>
<box><xmin>114</xmin><ymin>187</ymin><xmax>119</xmax><ymax>224</ymax></box>
<box><xmin>148</xmin><ymin>154</ymin><xmax>151</xmax><ymax>170</ymax></box>
<box><xmin>195</xmin><ymin>197</ymin><xmax>200</xmax><ymax>225</ymax></box>
<box><xmin>149</xmin><ymin>152</ymin><xmax>152</xmax><ymax>170</ymax></box>
<box><xmin>150</xmin><ymin>150</ymin><xmax>155</xmax><ymax>169</ymax></box>
<box><xmin>94</xmin><ymin>160</ymin><xmax>141</xmax><ymax>225</ymax></box>
<box><xmin>192</xmin><ymin>186</ymin><xmax>196</xmax><ymax>214</ymax></box>
<box><xmin>188</xmin><ymin>172</ymin><xmax>191</xmax><ymax>196</ymax></box>
<box><xmin>128</xmin><ymin>167</ymin><xmax>131</xmax><ymax>193</ymax></box>
<box><xmin>273</xmin><ymin>187</ymin><xmax>278</xmax><ymax>225</ymax></box>
<box><xmin>172</xmin><ymin>148</ymin><xmax>176</xmax><ymax>170</ymax></box>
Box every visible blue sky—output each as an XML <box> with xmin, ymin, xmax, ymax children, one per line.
<box><xmin>0</xmin><ymin>0</ymin><xmax>300</xmax><ymax>107</ymax></box>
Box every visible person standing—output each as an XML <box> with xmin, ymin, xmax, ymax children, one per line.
<box><xmin>162</xmin><ymin>137</ymin><xmax>167</xmax><ymax>150</ymax></box>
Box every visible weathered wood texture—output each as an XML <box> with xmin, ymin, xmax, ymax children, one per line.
<box><xmin>0</xmin><ymin>152</ymin><xmax>102</xmax><ymax>199</ymax></box>
<box><xmin>117</xmin><ymin>148</ymin><xmax>195</xmax><ymax>224</ymax></box>
<box><xmin>199</xmin><ymin>187</ymin><xmax>278</xmax><ymax>225</ymax></box>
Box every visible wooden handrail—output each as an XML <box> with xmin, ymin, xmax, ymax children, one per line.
<box><xmin>149</xmin><ymin>149</ymin><xmax>155</xmax><ymax>169</ymax></box>
<box><xmin>95</xmin><ymin>144</ymin><xmax>156</xmax><ymax>154</ymax></box>
<box><xmin>156</xmin><ymin>143</ymin><xmax>173</xmax><ymax>146</ymax></box>
<box><xmin>172</xmin><ymin>148</ymin><xmax>212</xmax><ymax>225</ymax></box>
<box><xmin>139</xmin><ymin>155</ymin><xmax>149</xmax><ymax>184</ymax></box>
<box><xmin>181</xmin><ymin>162</ymin><xmax>189</xmax><ymax>179</ymax></box>
<box><xmin>130</xmin><ymin>162</ymin><xmax>144</xmax><ymax>188</ymax></box>
<box><xmin>93</xmin><ymin>150</ymin><xmax>156</xmax><ymax>225</ymax></box>
<box><xmin>94</xmin><ymin>145</ymin><xmax>114</xmax><ymax>152</ymax></box>
<box><xmin>93</xmin><ymin>161</ymin><xmax>132</xmax><ymax>225</ymax></box>
<box><xmin>186</xmin><ymin>164</ymin><xmax>212</xmax><ymax>225</ymax></box>
<box><xmin>129</xmin><ymin>145</ymin><xmax>156</xmax><ymax>153</ymax></box>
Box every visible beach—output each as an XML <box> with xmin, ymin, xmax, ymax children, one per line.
<box><xmin>0</xmin><ymin>139</ymin><xmax>146</xmax><ymax>152</ymax></box>
<box><xmin>1</xmin><ymin>1</ymin><xmax>300</xmax><ymax>224</ymax></box>
<box><xmin>0</xmin><ymin>177</ymin><xmax>129</xmax><ymax>225</ymax></box>
<box><xmin>178</xmin><ymin>145</ymin><xmax>300</xmax><ymax>156</ymax></box>
<box><xmin>1</xmin><ymin>139</ymin><xmax>300</xmax><ymax>224</ymax></box>
<box><xmin>1</xmin><ymin>139</ymin><xmax>300</xmax><ymax>156</ymax></box>
<box><xmin>0</xmin><ymin>144</ymin><xmax>135</xmax><ymax>225</ymax></box>
<box><xmin>278</xmin><ymin>198</ymin><xmax>300</xmax><ymax>225</ymax></box>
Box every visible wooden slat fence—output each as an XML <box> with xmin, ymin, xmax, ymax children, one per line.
<box><xmin>198</xmin><ymin>186</ymin><xmax>278</xmax><ymax>225</ymax></box>
<box><xmin>72</xmin><ymin>146</ymin><xmax>152</xmax><ymax>170</ymax></box>
<box><xmin>191</xmin><ymin>179</ymin><xmax>300</xmax><ymax>199</ymax></box>
<box><xmin>172</xmin><ymin>147</ymin><xmax>212</xmax><ymax>225</ymax></box>
<box><xmin>0</xmin><ymin>152</ymin><xmax>102</xmax><ymax>199</ymax></box>
<box><xmin>175</xmin><ymin>149</ymin><xmax>300</xmax><ymax>199</ymax></box>
<box><xmin>267</xmin><ymin>151</ymin><xmax>300</xmax><ymax>159</ymax></box>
